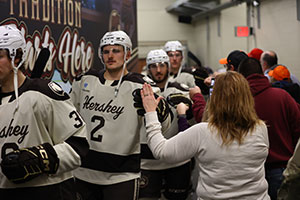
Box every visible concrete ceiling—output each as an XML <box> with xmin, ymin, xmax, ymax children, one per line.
<box><xmin>166</xmin><ymin>0</ymin><xmax>250</xmax><ymax>23</ymax></box>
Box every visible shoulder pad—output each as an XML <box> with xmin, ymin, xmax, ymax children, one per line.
<box><xmin>123</xmin><ymin>72</ymin><xmax>156</xmax><ymax>86</ymax></box>
<box><xmin>23</xmin><ymin>78</ymin><xmax>70</xmax><ymax>101</ymax></box>
<box><xmin>142</xmin><ymin>75</ymin><xmax>156</xmax><ymax>86</ymax></box>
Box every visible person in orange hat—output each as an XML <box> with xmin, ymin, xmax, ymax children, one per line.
<box><xmin>268</xmin><ymin>65</ymin><xmax>290</xmax><ymax>81</ymax></box>
<box><xmin>205</xmin><ymin>50</ymin><xmax>248</xmax><ymax>88</ymax></box>
<box><xmin>269</xmin><ymin>65</ymin><xmax>300</xmax><ymax>103</ymax></box>
<box><xmin>219</xmin><ymin>50</ymin><xmax>248</xmax><ymax>71</ymax></box>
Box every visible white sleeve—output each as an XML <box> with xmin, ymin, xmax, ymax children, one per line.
<box><xmin>53</xmin><ymin>142</ymin><xmax>81</xmax><ymax>174</ymax></box>
<box><xmin>145</xmin><ymin>111</ymin><xmax>199</xmax><ymax>163</ymax></box>
<box><xmin>283</xmin><ymin>138</ymin><xmax>300</xmax><ymax>181</ymax></box>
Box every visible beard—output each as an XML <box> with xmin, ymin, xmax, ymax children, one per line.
<box><xmin>151</xmin><ymin>72</ymin><xmax>169</xmax><ymax>83</ymax></box>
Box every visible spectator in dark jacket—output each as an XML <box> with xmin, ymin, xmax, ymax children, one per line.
<box><xmin>238</xmin><ymin>57</ymin><xmax>300</xmax><ymax>200</ymax></box>
<box><xmin>268</xmin><ymin>64</ymin><xmax>300</xmax><ymax>104</ymax></box>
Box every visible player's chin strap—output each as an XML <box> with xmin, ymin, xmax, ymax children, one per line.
<box><xmin>177</xmin><ymin>53</ymin><xmax>185</xmax><ymax>77</ymax></box>
<box><xmin>114</xmin><ymin>47</ymin><xmax>128</xmax><ymax>97</ymax></box>
<box><xmin>161</xmin><ymin>62</ymin><xmax>172</xmax><ymax>93</ymax></box>
<box><xmin>11</xmin><ymin>58</ymin><xmax>25</xmax><ymax>112</ymax></box>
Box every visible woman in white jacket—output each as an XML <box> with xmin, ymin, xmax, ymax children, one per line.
<box><xmin>141</xmin><ymin>71</ymin><xmax>270</xmax><ymax>200</ymax></box>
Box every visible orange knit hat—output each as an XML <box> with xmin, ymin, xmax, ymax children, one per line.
<box><xmin>268</xmin><ymin>65</ymin><xmax>290</xmax><ymax>81</ymax></box>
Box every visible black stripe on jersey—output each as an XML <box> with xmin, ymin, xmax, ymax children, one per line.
<box><xmin>66</xmin><ymin>136</ymin><xmax>89</xmax><ymax>160</ymax></box>
<box><xmin>83</xmin><ymin>69</ymin><xmax>118</xmax><ymax>86</ymax></box>
<box><xmin>0</xmin><ymin>90</ymin><xmax>14</xmax><ymax>105</ymax></box>
<box><xmin>81</xmin><ymin>149</ymin><xmax>140</xmax><ymax>173</ymax></box>
<box><xmin>8</xmin><ymin>78</ymin><xmax>70</xmax><ymax>102</ymax></box>
<box><xmin>141</xmin><ymin>144</ymin><xmax>155</xmax><ymax>159</ymax></box>
<box><xmin>166</xmin><ymin>82</ymin><xmax>189</xmax><ymax>92</ymax></box>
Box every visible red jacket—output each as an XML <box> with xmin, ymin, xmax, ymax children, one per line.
<box><xmin>247</xmin><ymin>74</ymin><xmax>300</xmax><ymax>169</ymax></box>
<box><xmin>191</xmin><ymin>93</ymin><xmax>206</xmax><ymax>123</ymax></box>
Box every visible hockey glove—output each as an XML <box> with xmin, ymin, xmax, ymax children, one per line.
<box><xmin>167</xmin><ymin>93</ymin><xmax>193</xmax><ymax>120</ymax></box>
<box><xmin>167</xmin><ymin>93</ymin><xmax>192</xmax><ymax>108</ymax></box>
<box><xmin>192</xmin><ymin>69</ymin><xmax>209</xmax><ymax>95</ymax></box>
<box><xmin>1</xmin><ymin>143</ymin><xmax>59</xmax><ymax>184</ymax></box>
<box><xmin>133</xmin><ymin>88</ymin><xmax>146</xmax><ymax>116</ymax></box>
<box><xmin>132</xmin><ymin>88</ymin><xmax>170</xmax><ymax>122</ymax></box>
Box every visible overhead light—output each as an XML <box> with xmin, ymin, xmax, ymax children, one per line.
<box><xmin>253</xmin><ymin>0</ymin><xmax>260</xmax><ymax>7</ymax></box>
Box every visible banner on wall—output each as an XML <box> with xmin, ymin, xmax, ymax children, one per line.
<box><xmin>0</xmin><ymin>0</ymin><xmax>138</xmax><ymax>92</ymax></box>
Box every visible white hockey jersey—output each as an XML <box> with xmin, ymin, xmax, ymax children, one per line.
<box><xmin>70</xmin><ymin>69</ymin><xmax>170</xmax><ymax>185</ymax></box>
<box><xmin>141</xmin><ymin>81</ymin><xmax>191</xmax><ymax>170</ymax></box>
<box><xmin>0</xmin><ymin>78</ymin><xmax>88</xmax><ymax>188</ymax></box>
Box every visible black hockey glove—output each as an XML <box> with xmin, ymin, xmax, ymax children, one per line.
<box><xmin>133</xmin><ymin>88</ymin><xmax>146</xmax><ymax>116</ymax></box>
<box><xmin>167</xmin><ymin>93</ymin><xmax>192</xmax><ymax>108</ymax></box>
<box><xmin>132</xmin><ymin>88</ymin><xmax>170</xmax><ymax>122</ymax></box>
<box><xmin>192</xmin><ymin>69</ymin><xmax>209</xmax><ymax>95</ymax></box>
<box><xmin>166</xmin><ymin>93</ymin><xmax>193</xmax><ymax>120</ymax></box>
<box><xmin>1</xmin><ymin>143</ymin><xmax>59</xmax><ymax>184</ymax></box>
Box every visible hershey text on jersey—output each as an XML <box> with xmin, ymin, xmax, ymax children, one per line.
<box><xmin>0</xmin><ymin>119</ymin><xmax>29</xmax><ymax>144</ymax></box>
<box><xmin>83</xmin><ymin>95</ymin><xmax>125</xmax><ymax>120</ymax></box>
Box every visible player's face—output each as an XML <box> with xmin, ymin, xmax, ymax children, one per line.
<box><xmin>149</xmin><ymin>62</ymin><xmax>168</xmax><ymax>83</ymax></box>
<box><xmin>0</xmin><ymin>49</ymin><xmax>13</xmax><ymax>85</ymax></box>
<box><xmin>102</xmin><ymin>45</ymin><xmax>127</xmax><ymax>72</ymax></box>
<box><xmin>167</xmin><ymin>51</ymin><xmax>182</xmax><ymax>71</ymax></box>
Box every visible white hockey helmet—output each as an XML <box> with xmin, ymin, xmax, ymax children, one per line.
<box><xmin>0</xmin><ymin>24</ymin><xmax>26</xmax><ymax>62</ymax></box>
<box><xmin>0</xmin><ymin>24</ymin><xmax>27</xmax><ymax>111</ymax></box>
<box><xmin>146</xmin><ymin>49</ymin><xmax>170</xmax><ymax>68</ymax></box>
<box><xmin>163</xmin><ymin>40</ymin><xmax>183</xmax><ymax>52</ymax></box>
<box><xmin>98</xmin><ymin>30</ymin><xmax>132</xmax><ymax>60</ymax></box>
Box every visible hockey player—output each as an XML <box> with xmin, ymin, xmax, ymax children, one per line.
<box><xmin>70</xmin><ymin>31</ymin><xmax>171</xmax><ymax>200</ymax></box>
<box><xmin>164</xmin><ymin>41</ymin><xmax>195</xmax><ymax>88</ymax></box>
<box><xmin>139</xmin><ymin>49</ymin><xmax>193</xmax><ymax>200</ymax></box>
<box><xmin>0</xmin><ymin>25</ymin><xmax>89</xmax><ymax>199</ymax></box>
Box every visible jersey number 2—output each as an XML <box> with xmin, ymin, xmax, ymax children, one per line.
<box><xmin>91</xmin><ymin>115</ymin><xmax>105</xmax><ymax>142</ymax></box>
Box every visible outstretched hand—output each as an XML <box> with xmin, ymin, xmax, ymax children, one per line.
<box><xmin>141</xmin><ymin>83</ymin><xmax>163</xmax><ymax>113</ymax></box>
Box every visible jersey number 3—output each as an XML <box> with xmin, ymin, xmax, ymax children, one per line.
<box><xmin>69</xmin><ymin>110</ymin><xmax>84</xmax><ymax>128</ymax></box>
